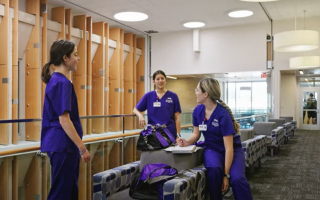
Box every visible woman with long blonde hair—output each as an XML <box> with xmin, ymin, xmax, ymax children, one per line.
<box><xmin>177</xmin><ymin>78</ymin><xmax>252</xmax><ymax>200</ymax></box>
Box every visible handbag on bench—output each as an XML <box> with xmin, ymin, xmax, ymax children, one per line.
<box><xmin>137</xmin><ymin>124</ymin><xmax>176</xmax><ymax>151</ymax></box>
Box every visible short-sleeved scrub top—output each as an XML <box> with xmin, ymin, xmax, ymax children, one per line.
<box><xmin>41</xmin><ymin>72</ymin><xmax>82</xmax><ymax>153</ymax></box>
<box><xmin>193</xmin><ymin>103</ymin><xmax>241</xmax><ymax>153</ymax></box>
<box><xmin>136</xmin><ymin>90</ymin><xmax>181</xmax><ymax>138</ymax></box>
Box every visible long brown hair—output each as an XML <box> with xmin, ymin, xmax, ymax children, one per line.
<box><xmin>41</xmin><ymin>40</ymin><xmax>75</xmax><ymax>84</ymax></box>
<box><xmin>199</xmin><ymin>78</ymin><xmax>240</xmax><ymax>133</ymax></box>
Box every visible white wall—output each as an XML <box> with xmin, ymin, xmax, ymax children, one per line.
<box><xmin>151</xmin><ymin>22</ymin><xmax>270</xmax><ymax>75</ymax></box>
<box><xmin>151</xmin><ymin>17</ymin><xmax>320</xmax><ymax>123</ymax></box>
<box><xmin>280</xmin><ymin>75</ymin><xmax>296</xmax><ymax>118</ymax></box>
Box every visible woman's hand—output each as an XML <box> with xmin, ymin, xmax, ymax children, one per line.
<box><xmin>139</xmin><ymin>115</ymin><xmax>146</xmax><ymax>127</ymax></box>
<box><xmin>176</xmin><ymin>138</ymin><xmax>189</xmax><ymax>147</ymax></box>
<box><xmin>81</xmin><ymin>149</ymin><xmax>91</xmax><ymax>163</ymax></box>
<box><xmin>221</xmin><ymin>177</ymin><xmax>230</xmax><ymax>193</ymax></box>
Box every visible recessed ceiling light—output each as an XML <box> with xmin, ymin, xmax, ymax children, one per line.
<box><xmin>240</xmin><ymin>0</ymin><xmax>278</xmax><ymax>2</ymax></box>
<box><xmin>114</xmin><ymin>12</ymin><xmax>148</xmax><ymax>22</ymax></box>
<box><xmin>183</xmin><ymin>22</ymin><xmax>205</xmax><ymax>28</ymax></box>
<box><xmin>228</xmin><ymin>10</ymin><xmax>253</xmax><ymax>18</ymax></box>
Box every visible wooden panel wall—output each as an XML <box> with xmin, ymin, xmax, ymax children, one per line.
<box><xmin>120</xmin><ymin>30</ymin><xmax>124</xmax><ymax>117</ymax></box>
<box><xmin>11</xmin><ymin>0</ymin><xmax>19</xmax><ymax>144</ymax></box>
<box><xmin>12</xmin><ymin>157</ymin><xmax>18</xmax><ymax>200</ymax></box>
<box><xmin>133</xmin><ymin>35</ymin><xmax>137</xmax><ymax>129</ymax></box>
<box><xmin>136</xmin><ymin>38</ymin><xmax>146</xmax><ymax>129</ymax></box>
<box><xmin>73</xmin><ymin>15</ymin><xmax>87</xmax><ymax>135</ymax></box>
<box><xmin>0</xmin><ymin>0</ymin><xmax>10</xmax><ymax>145</ymax></box>
<box><xmin>0</xmin><ymin>158</ymin><xmax>9</xmax><ymax>200</ymax></box>
<box><xmin>109</xmin><ymin>28</ymin><xmax>121</xmax><ymax>131</ymax></box>
<box><xmin>24</xmin><ymin>156</ymin><xmax>40</xmax><ymax>200</ymax></box>
<box><xmin>52</xmin><ymin>6</ymin><xmax>65</xmax><ymax>40</ymax></box>
<box><xmin>86</xmin><ymin>17</ymin><xmax>92</xmax><ymax>135</ymax></box>
<box><xmin>92</xmin><ymin>22</ymin><xmax>105</xmax><ymax>133</ymax></box>
<box><xmin>40</xmin><ymin>0</ymin><xmax>47</xmax><ymax>112</ymax></box>
<box><xmin>104</xmin><ymin>23</ymin><xmax>109</xmax><ymax>133</ymax></box>
<box><xmin>124</xmin><ymin>33</ymin><xmax>134</xmax><ymax>130</ymax></box>
<box><xmin>136</xmin><ymin>38</ymin><xmax>145</xmax><ymax>101</ymax></box>
<box><xmin>25</xmin><ymin>0</ymin><xmax>41</xmax><ymax>141</ymax></box>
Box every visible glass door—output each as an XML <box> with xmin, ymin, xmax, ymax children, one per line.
<box><xmin>301</xmin><ymin>88</ymin><xmax>320</xmax><ymax>130</ymax></box>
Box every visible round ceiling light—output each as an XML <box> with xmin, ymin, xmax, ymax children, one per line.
<box><xmin>239</xmin><ymin>0</ymin><xmax>279</xmax><ymax>2</ymax></box>
<box><xmin>114</xmin><ymin>12</ymin><xmax>148</xmax><ymax>22</ymax></box>
<box><xmin>228</xmin><ymin>10</ymin><xmax>253</xmax><ymax>18</ymax></box>
<box><xmin>183</xmin><ymin>22</ymin><xmax>205</xmax><ymax>28</ymax></box>
<box><xmin>290</xmin><ymin>56</ymin><xmax>320</xmax><ymax>69</ymax></box>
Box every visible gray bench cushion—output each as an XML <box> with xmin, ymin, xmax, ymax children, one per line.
<box><xmin>280</xmin><ymin>116</ymin><xmax>294</xmax><ymax>123</ymax></box>
<box><xmin>268</xmin><ymin>118</ymin><xmax>285</xmax><ymax>128</ymax></box>
<box><xmin>253</xmin><ymin>122</ymin><xmax>276</xmax><ymax>136</ymax></box>
<box><xmin>240</xmin><ymin>129</ymin><xmax>254</xmax><ymax>142</ymax></box>
<box><xmin>140</xmin><ymin>149</ymin><xmax>204</xmax><ymax>171</ymax></box>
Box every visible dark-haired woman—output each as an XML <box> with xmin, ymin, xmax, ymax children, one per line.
<box><xmin>133</xmin><ymin>70</ymin><xmax>181</xmax><ymax>138</ymax></box>
<box><xmin>177</xmin><ymin>78</ymin><xmax>253</xmax><ymax>200</ymax></box>
<box><xmin>41</xmin><ymin>40</ymin><xmax>91</xmax><ymax>200</ymax></box>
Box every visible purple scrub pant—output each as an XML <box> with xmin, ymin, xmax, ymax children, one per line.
<box><xmin>205</xmin><ymin>148</ymin><xmax>253</xmax><ymax>200</ymax></box>
<box><xmin>47</xmin><ymin>152</ymin><xmax>80</xmax><ymax>200</ymax></box>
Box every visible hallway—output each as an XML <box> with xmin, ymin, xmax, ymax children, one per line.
<box><xmin>225</xmin><ymin>130</ymin><xmax>320</xmax><ymax>200</ymax></box>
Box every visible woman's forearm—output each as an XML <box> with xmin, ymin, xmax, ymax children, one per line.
<box><xmin>186</xmin><ymin>132</ymin><xmax>200</xmax><ymax>145</ymax></box>
<box><xmin>224</xmin><ymin>147</ymin><xmax>233</xmax><ymax>174</ymax></box>
<box><xmin>175</xmin><ymin>117</ymin><xmax>181</xmax><ymax>134</ymax></box>
<box><xmin>133</xmin><ymin>107</ymin><xmax>143</xmax><ymax>117</ymax></box>
<box><xmin>60</xmin><ymin>118</ymin><xmax>85</xmax><ymax>151</ymax></box>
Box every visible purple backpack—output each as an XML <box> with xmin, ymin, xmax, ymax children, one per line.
<box><xmin>129</xmin><ymin>163</ymin><xmax>178</xmax><ymax>200</ymax></box>
<box><xmin>137</xmin><ymin>124</ymin><xmax>176</xmax><ymax>151</ymax></box>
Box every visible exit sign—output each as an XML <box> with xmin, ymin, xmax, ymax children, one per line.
<box><xmin>261</xmin><ymin>73</ymin><xmax>267</xmax><ymax>78</ymax></box>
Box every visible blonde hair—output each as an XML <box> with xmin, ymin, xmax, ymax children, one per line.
<box><xmin>199</xmin><ymin>78</ymin><xmax>240</xmax><ymax>133</ymax></box>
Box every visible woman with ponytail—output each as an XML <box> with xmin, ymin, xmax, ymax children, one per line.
<box><xmin>177</xmin><ymin>78</ymin><xmax>252</xmax><ymax>200</ymax></box>
<box><xmin>41</xmin><ymin>39</ymin><xmax>91</xmax><ymax>200</ymax></box>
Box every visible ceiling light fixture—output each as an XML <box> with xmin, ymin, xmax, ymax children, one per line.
<box><xmin>299</xmin><ymin>70</ymin><xmax>304</xmax><ymax>74</ymax></box>
<box><xmin>166</xmin><ymin>76</ymin><xmax>177</xmax><ymax>79</ymax></box>
<box><xmin>289</xmin><ymin>11</ymin><xmax>320</xmax><ymax>69</ymax></box>
<box><xmin>290</xmin><ymin>56</ymin><xmax>320</xmax><ymax>69</ymax></box>
<box><xmin>228</xmin><ymin>10</ymin><xmax>253</xmax><ymax>18</ymax></box>
<box><xmin>183</xmin><ymin>22</ymin><xmax>205</xmax><ymax>28</ymax></box>
<box><xmin>239</xmin><ymin>0</ymin><xmax>279</xmax><ymax>2</ymax></box>
<box><xmin>274</xmin><ymin>8</ymin><xmax>319</xmax><ymax>52</ymax></box>
<box><xmin>114</xmin><ymin>12</ymin><xmax>148</xmax><ymax>22</ymax></box>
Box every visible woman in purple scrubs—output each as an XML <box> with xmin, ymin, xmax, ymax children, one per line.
<box><xmin>177</xmin><ymin>78</ymin><xmax>253</xmax><ymax>200</ymax></box>
<box><xmin>41</xmin><ymin>40</ymin><xmax>91</xmax><ymax>200</ymax></box>
<box><xmin>133</xmin><ymin>70</ymin><xmax>181</xmax><ymax>138</ymax></box>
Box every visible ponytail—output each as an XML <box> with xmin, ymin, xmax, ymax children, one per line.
<box><xmin>41</xmin><ymin>62</ymin><xmax>52</xmax><ymax>84</ymax></box>
<box><xmin>217</xmin><ymin>99</ymin><xmax>240</xmax><ymax>134</ymax></box>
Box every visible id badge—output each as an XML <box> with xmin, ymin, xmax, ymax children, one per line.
<box><xmin>199</xmin><ymin>124</ymin><xmax>207</xmax><ymax>131</ymax></box>
<box><xmin>153</xmin><ymin>102</ymin><xmax>161</xmax><ymax>107</ymax></box>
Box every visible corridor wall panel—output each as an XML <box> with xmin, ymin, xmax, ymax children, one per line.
<box><xmin>73</xmin><ymin>15</ymin><xmax>87</xmax><ymax>135</ymax></box>
<box><xmin>51</xmin><ymin>6</ymin><xmax>65</xmax><ymax>40</ymax></box>
<box><xmin>24</xmin><ymin>155</ymin><xmax>40</xmax><ymax>200</ymax></box>
<box><xmin>0</xmin><ymin>158</ymin><xmax>9</xmax><ymax>199</ymax></box>
<box><xmin>92</xmin><ymin>22</ymin><xmax>105</xmax><ymax>133</ymax></box>
<box><xmin>11</xmin><ymin>0</ymin><xmax>19</xmax><ymax>145</ymax></box>
<box><xmin>104</xmin><ymin>23</ymin><xmax>110</xmax><ymax>133</ymax></box>
<box><xmin>124</xmin><ymin>33</ymin><xmax>134</xmax><ymax>130</ymax></box>
<box><xmin>25</xmin><ymin>0</ymin><xmax>41</xmax><ymax>141</ymax></box>
<box><xmin>86</xmin><ymin>16</ymin><xmax>92</xmax><ymax>135</ymax></box>
<box><xmin>0</xmin><ymin>0</ymin><xmax>11</xmax><ymax>145</ymax></box>
<box><xmin>109</xmin><ymin>28</ymin><xmax>121</xmax><ymax>132</ymax></box>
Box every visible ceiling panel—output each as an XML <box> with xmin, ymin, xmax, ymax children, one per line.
<box><xmin>47</xmin><ymin>0</ymin><xmax>320</xmax><ymax>37</ymax></box>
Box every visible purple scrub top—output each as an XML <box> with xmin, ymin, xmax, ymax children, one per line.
<box><xmin>193</xmin><ymin>103</ymin><xmax>241</xmax><ymax>152</ymax></box>
<box><xmin>41</xmin><ymin>72</ymin><xmax>82</xmax><ymax>153</ymax></box>
<box><xmin>136</xmin><ymin>90</ymin><xmax>181</xmax><ymax>138</ymax></box>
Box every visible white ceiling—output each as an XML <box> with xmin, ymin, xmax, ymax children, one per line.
<box><xmin>47</xmin><ymin>0</ymin><xmax>320</xmax><ymax>36</ymax></box>
<box><xmin>46</xmin><ymin>0</ymin><xmax>320</xmax><ymax>80</ymax></box>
